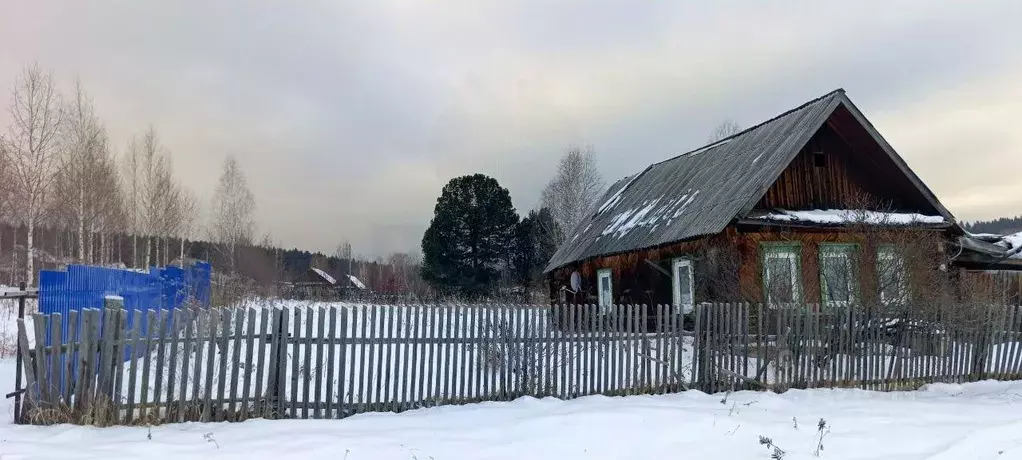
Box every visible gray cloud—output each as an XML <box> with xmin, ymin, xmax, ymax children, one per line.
<box><xmin>2</xmin><ymin>1</ymin><xmax>1020</xmax><ymax>256</ymax></box>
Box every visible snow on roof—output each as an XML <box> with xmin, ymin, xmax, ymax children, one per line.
<box><xmin>759</xmin><ymin>209</ymin><xmax>946</xmax><ymax>226</ymax></box>
<box><xmin>996</xmin><ymin>231</ymin><xmax>1022</xmax><ymax>259</ymax></box>
<box><xmin>310</xmin><ymin>267</ymin><xmax>337</xmax><ymax>285</ymax></box>
<box><xmin>596</xmin><ymin>173</ymin><xmax>642</xmax><ymax>215</ymax></box>
<box><xmin>600</xmin><ymin>191</ymin><xmax>701</xmax><ymax>239</ymax></box>
<box><xmin>347</xmin><ymin>274</ymin><xmax>367</xmax><ymax>290</ymax></box>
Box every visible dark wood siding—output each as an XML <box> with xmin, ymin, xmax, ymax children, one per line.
<box><xmin>550</xmin><ymin>225</ymin><xmax>950</xmax><ymax>307</ymax></box>
<box><xmin>755</xmin><ymin>123</ymin><xmax>926</xmax><ymax>212</ymax></box>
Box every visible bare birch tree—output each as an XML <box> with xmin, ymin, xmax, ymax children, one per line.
<box><xmin>335</xmin><ymin>240</ymin><xmax>353</xmax><ymax>276</ymax></box>
<box><xmin>708</xmin><ymin>119</ymin><xmax>742</xmax><ymax>143</ymax></box>
<box><xmin>90</xmin><ymin>151</ymin><xmax>123</xmax><ymax>265</ymax></box>
<box><xmin>176</xmin><ymin>189</ymin><xmax>200</xmax><ymax>265</ymax></box>
<box><xmin>122</xmin><ymin>136</ymin><xmax>143</xmax><ymax>267</ymax></box>
<box><xmin>3</xmin><ymin>64</ymin><xmax>65</xmax><ymax>285</ymax></box>
<box><xmin>208</xmin><ymin>155</ymin><xmax>255</xmax><ymax>273</ymax></box>
<box><xmin>57</xmin><ymin>80</ymin><xmax>108</xmax><ymax>263</ymax></box>
<box><xmin>540</xmin><ymin>146</ymin><xmax>604</xmax><ymax>243</ymax></box>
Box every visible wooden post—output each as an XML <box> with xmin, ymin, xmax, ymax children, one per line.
<box><xmin>13</xmin><ymin>282</ymin><xmax>27</xmax><ymax>422</ymax></box>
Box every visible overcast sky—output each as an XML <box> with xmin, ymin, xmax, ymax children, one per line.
<box><xmin>2</xmin><ymin>1</ymin><xmax>1021</xmax><ymax>257</ymax></box>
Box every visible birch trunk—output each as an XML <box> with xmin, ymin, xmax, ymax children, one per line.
<box><xmin>26</xmin><ymin>218</ymin><xmax>34</xmax><ymax>286</ymax></box>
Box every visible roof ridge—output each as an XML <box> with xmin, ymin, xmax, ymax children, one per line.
<box><xmin>651</xmin><ymin>88</ymin><xmax>845</xmax><ymax>167</ymax></box>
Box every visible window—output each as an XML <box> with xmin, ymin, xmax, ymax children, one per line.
<box><xmin>877</xmin><ymin>246</ymin><xmax>907</xmax><ymax>305</ymax></box>
<box><xmin>597</xmin><ymin>268</ymin><xmax>613</xmax><ymax>311</ymax></box>
<box><xmin>672</xmin><ymin>258</ymin><xmax>694</xmax><ymax>313</ymax></box>
<box><xmin>762</xmin><ymin>243</ymin><xmax>802</xmax><ymax>305</ymax></box>
<box><xmin>819</xmin><ymin>244</ymin><xmax>857</xmax><ymax>306</ymax></box>
<box><xmin>813</xmin><ymin>150</ymin><xmax>826</xmax><ymax>167</ymax></box>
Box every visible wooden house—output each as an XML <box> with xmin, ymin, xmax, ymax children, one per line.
<box><xmin>545</xmin><ymin>89</ymin><xmax>1022</xmax><ymax>316</ymax></box>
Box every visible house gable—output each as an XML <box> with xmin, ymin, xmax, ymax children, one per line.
<box><xmin>754</xmin><ymin>114</ymin><xmax>942</xmax><ymax>215</ymax></box>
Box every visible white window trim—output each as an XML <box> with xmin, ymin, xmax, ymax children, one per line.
<box><xmin>820</xmin><ymin>248</ymin><xmax>856</xmax><ymax>307</ymax></box>
<box><xmin>672</xmin><ymin>258</ymin><xmax>695</xmax><ymax>314</ymax></box>
<box><xmin>877</xmin><ymin>248</ymin><xmax>907</xmax><ymax>305</ymax></box>
<box><xmin>597</xmin><ymin>268</ymin><xmax>613</xmax><ymax>311</ymax></box>
<box><xmin>764</xmin><ymin>250</ymin><xmax>800</xmax><ymax>306</ymax></box>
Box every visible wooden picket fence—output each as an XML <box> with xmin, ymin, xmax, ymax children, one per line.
<box><xmin>693</xmin><ymin>303</ymin><xmax>1022</xmax><ymax>394</ymax></box>
<box><xmin>13</xmin><ymin>304</ymin><xmax>687</xmax><ymax>425</ymax></box>
<box><xmin>12</xmin><ymin>302</ymin><xmax>1022</xmax><ymax>425</ymax></box>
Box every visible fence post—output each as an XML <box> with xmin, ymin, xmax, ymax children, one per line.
<box><xmin>13</xmin><ymin>281</ymin><xmax>26</xmax><ymax>423</ymax></box>
<box><xmin>265</xmin><ymin>307</ymin><xmax>285</xmax><ymax>418</ymax></box>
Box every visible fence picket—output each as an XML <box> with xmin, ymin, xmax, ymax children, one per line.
<box><xmin>301</xmin><ymin>307</ymin><xmax>314</xmax><ymax>418</ymax></box>
<box><xmin>176</xmin><ymin>309</ymin><xmax>193</xmax><ymax>423</ymax></box>
<box><xmin>112</xmin><ymin>310</ymin><xmax>128</xmax><ymax>416</ymax></box>
<box><xmin>191</xmin><ymin>309</ymin><xmax>207</xmax><ymax>420</ymax></box>
<box><xmin>343</xmin><ymin>306</ymin><xmax>359</xmax><ymax>415</ymax></box>
<box><xmin>276</xmin><ymin>308</ymin><xmax>290</xmax><ymax>418</ymax></box>
<box><xmin>32</xmin><ymin>313</ymin><xmax>49</xmax><ymax>405</ymax></box>
<box><xmin>252</xmin><ymin>307</ymin><xmax>268</xmax><ymax>418</ymax></box>
<box><xmin>455</xmin><ymin>304</ymin><xmax>466</xmax><ymax>402</ymax></box>
<box><xmin>152</xmin><ymin>310</ymin><xmax>170</xmax><ymax>419</ymax></box>
<box><xmin>440</xmin><ymin>306</ymin><xmax>454</xmax><ymax>402</ymax></box>
<box><xmin>262</xmin><ymin>308</ymin><xmax>278</xmax><ymax>419</ymax></box>
<box><xmin>334</xmin><ymin>307</ymin><xmax>347</xmax><ymax>417</ymax></box>
<box><xmin>397</xmin><ymin>306</ymin><xmax>409</xmax><ymax>409</ymax></box>
<box><xmin>48</xmin><ymin>313</ymin><xmax>63</xmax><ymax>407</ymax></box>
<box><xmin>16</xmin><ymin>319</ymin><xmax>37</xmax><ymax>421</ymax></box>
<box><xmin>136</xmin><ymin>311</ymin><xmax>156</xmax><ymax>419</ymax></box>
<box><xmin>325</xmin><ymin>306</ymin><xmax>337</xmax><ymax>419</ymax></box>
<box><xmin>229</xmin><ymin>306</ymin><xmax>245</xmax><ymax>419</ymax></box>
<box><xmin>365</xmin><ymin>305</ymin><xmax>380</xmax><ymax>410</ymax></box>
<box><xmin>358</xmin><ymin>306</ymin><xmax>370</xmax><ymax>412</ymax></box>
<box><xmin>215</xmin><ymin>309</ymin><xmax>231</xmax><ymax>421</ymax></box>
<box><xmin>290</xmin><ymin>307</ymin><xmax>302</xmax><ymax>418</ymax></box>
<box><xmin>242</xmin><ymin>307</ymin><xmax>257</xmax><ymax>420</ymax></box>
<box><xmin>600</xmin><ymin>305</ymin><xmax>610</xmax><ymax>395</ymax></box>
<box><xmin>386</xmin><ymin>305</ymin><xmax>399</xmax><ymax>410</ymax></box>
<box><xmin>382</xmin><ymin>305</ymin><xmax>396</xmax><ymax>410</ymax></box>
<box><xmin>63</xmin><ymin>311</ymin><xmax>78</xmax><ymax>404</ymax></box>
<box><xmin>997</xmin><ymin>307</ymin><xmax>1013</xmax><ymax>377</ymax></box>
<box><xmin>304</xmin><ymin>306</ymin><xmax>320</xmax><ymax>419</ymax></box>
<box><xmin>1009</xmin><ymin>307</ymin><xmax>1022</xmax><ymax>376</ymax></box>
<box><xmin>201</xmin><ymin>308</ymin><xmax>218</xmax><ymax>422</ymax></box>
<box><xmin>472</xmin><ymin>306</ymin><xmax>484</xmax><ymax>402</ymax></box>
<box><xmin>165</xmin><ymin>309</ymin><xmax>182</xmax><ymax>420</ymax></box>
<box><xmin>344</xmin><ymin>307</ymin><xmax>358</xmax><ymax>415</ymax></box>
<box><xmin>73</xmin><ymin>310</ymin><xmax>93</xmax><ymax>414</ymax></box>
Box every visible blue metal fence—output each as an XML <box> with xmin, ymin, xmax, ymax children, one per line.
<box><xmin>39</xmin><ymin>262</ymin><xmax>211</xmax><ymax>347</ymax></box>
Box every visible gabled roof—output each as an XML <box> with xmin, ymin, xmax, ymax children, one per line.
<box><xmin>545</xmin><ymin>89</ymin><xmax>957</xmax><ymax>272</ymax></box>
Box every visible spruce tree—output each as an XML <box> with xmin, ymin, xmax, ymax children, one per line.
<box><xmin>511</xmin><ymin>208</ymin><xmax>562</xmax><ymax>292</ymax></box>
<box><xmin>421</xmin><ymin>174</ymin><xmax>519</xmax><ymax>297</ymax></box>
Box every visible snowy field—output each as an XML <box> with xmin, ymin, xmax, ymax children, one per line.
<box><xmin>3</xmin><ymin>358</ymin><xmax>1022</xmax><ymax>459</ymax></box>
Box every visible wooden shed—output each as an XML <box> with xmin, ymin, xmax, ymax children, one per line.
<box><xmin>545</xmin><ymin>89</ymin><xmax>1021</xmax><ymax>319</ymax></box>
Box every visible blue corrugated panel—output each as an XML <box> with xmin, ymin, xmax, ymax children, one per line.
<box><xmin>38</xmin><ymin>261</ymin><xmax>213</xmax><ymax>356</ymax></box>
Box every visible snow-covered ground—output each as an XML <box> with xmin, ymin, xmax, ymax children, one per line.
<box><xmin>3</xmin><ymin>356</ymin><xmax>1022</xmax><ymax>459</ymax></box>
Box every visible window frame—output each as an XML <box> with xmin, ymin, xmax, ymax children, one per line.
<box><xmin>818</xmin><ymin>243</ymin><xmax>858</xmax><ymax>307</ymax></box>
<box><xmin>876</xmin><ymin>245</ymin><xmax>907</xmax><ymax>306</ymax></box>
<box><xmin>761</xmin><ymin>242</ymin><xmax>803</xmax><ymax>306</ymax></box>
<box><xmin>672</xmin><ymin>258</ymin><xmax>695</xmax><ymax>313</ymax></box>
<box><xmin>597</xmin><ymin>268</ymin><xmax>613</xmax><ymax>310</ymax></box>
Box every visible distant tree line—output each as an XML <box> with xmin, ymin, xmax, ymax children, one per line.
<box><xmin>963</xmin><ymin>216</ymin><xmax>1022</xmax><ymax>235</ymax></box>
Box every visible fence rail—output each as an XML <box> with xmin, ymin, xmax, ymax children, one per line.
<box><xmin>11</xmin><ymin>302</ymin><xmax>1022</xmax><ymax>425</ymax></box>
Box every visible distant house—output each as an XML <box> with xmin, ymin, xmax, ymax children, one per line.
<box><xmin>279</xmin><ymin>267</ymin><xmax>370</xmax><ymax>300</ymax></box>
<box><xmin>545</xmin><ymin>89</ymin><xmax>1022</xmax><ymax>316</ymax></box>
